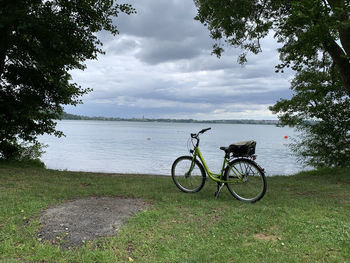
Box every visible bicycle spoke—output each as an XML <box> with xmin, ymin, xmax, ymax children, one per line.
<box><xmin>225</xmin><ymin>159</ymin><xmax>266</xmax><ymax>202</ymax></box>
<box><xmin>171</xmin><ymin>156</ymin><xmax>206</xmax><ymax>193</ymax></box>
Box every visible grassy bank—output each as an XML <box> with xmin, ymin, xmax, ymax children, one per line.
<box><xmin>0</xmin><ymin>162</ymin><xmax>349</xmax><ymax>262</ymax></box>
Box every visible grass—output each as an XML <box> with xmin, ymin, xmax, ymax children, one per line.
<box><xmin>0</xmin><ymin>161</ymin><xmax>349</xmax><ymax>262</ymax></box>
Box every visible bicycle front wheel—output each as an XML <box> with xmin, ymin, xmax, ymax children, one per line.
<box><xmin>171</xmin><ymin>156</ymin><xmax>206</xmax><ymax>193</ymax></box>
<box><xmin>224</xmin><ymin>158</ymin><xmax>266</xmax><ymax>203</ymax></box>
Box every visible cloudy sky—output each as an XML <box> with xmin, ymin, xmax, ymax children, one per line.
<box><xmin>66</xmin><ymin>0</ymin><xmax>294</xmax><ymax>120</ymax></box>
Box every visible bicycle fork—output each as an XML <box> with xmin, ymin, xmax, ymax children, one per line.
<box><xmin>185</xmin><ymin>155</ymin><xmax>197</xmax><ymax>178</ymax></box>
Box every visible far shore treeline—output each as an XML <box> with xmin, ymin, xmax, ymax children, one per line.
<box><xmin>60</xmin><ymin>112</ymin><xmax>279</xmax><ymax>125</ymax></box>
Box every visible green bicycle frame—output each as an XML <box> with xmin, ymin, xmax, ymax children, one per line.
<box><xmin>191</xmin><ymin>146</ymin><xmax>244</xmax><ymax>183</ymax></box>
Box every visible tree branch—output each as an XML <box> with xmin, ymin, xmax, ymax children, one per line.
<box><xmin>326</xmin><ymin>0</ymin><xmax>350</xmax><ymax>56</ymax></box>
<box><xmin>323</xmin><ymin>37</ymin><xmax>350</xmax><ymax>96</ymax></box>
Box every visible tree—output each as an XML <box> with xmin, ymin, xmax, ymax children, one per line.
<box><xmin>270</xmin><ymin>59</ymin><xmax>350</xmax><ymax>167</ymax></box>
<box><xmin>194</xmin><ymin>0</ymin><xmax>350</xmax><ymax>96</ymax></box>
<box><xmin>0</xmin><ymin>0</ymin><xmax>134</xmax><ymax>160</ymax></box>
<box><xmin>194</xmin><ymin>0</ymin><xmax>350</xmax><ymax>167</ymax></box>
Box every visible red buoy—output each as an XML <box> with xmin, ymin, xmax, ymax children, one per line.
<box><xmin>284</xmin><ymin>135</ymin><xmax>288</xmax><ymax>139</ymax></box>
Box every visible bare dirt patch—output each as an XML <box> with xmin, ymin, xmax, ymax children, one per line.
<box><xmin>38</xmin><ymin>196</ymin><xmax>150</xmax><ymax>249</ymax></box>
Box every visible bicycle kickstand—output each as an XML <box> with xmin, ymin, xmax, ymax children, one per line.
<box><xmin>214</xmin><ymin>183</ymin><xmax>225</xmax><ymax>199</ymax></box>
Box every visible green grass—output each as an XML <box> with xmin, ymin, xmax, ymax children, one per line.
<box><xmin>0</xmin><ymin>162</ymin><xmax>349</xmax><ymax>263</ymax></box>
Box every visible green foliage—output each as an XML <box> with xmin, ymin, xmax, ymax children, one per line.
<box><xmin>0</xmin><ymin>0</ymin><xmax>135</xmax><ymax>160</ymax></box>
<box><xmin>0</xmin><ymin>157</ymin><xmax>45</xmax><ymax>168</ymax></box>
<box><xmin>195</xmin><ymin>0</ymin><xmax>350</xmax><ymax>167</ymax></box>
<box><xmin>0</xmin><ymin>139</ymin><xmax>46</xmax><ymax>162</ymax></box>
<box><xmin>270</xmin><ymin>62</ymin><xmax>350</xmax><ymax>168</ymax></box>
<box><xmin>194</xmin><ymin>0</ymin><xmax>350</xmax><ymax>95</ymax></box>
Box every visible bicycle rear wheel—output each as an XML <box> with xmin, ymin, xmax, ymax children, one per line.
<box><xmin>171</xmin><ymin>156</ymin><xmax>206</xmax><ymax>193</ymax></box>
<box><xmin>224</xmin><ymin>158</ymin><xmax>266</xmax><ymax>203</ymax></box>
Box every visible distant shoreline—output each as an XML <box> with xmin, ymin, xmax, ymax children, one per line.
<box><xmin>60</xmin><ymin>112</ymin><xmax>279</xmax><ymax>125</ymax></box>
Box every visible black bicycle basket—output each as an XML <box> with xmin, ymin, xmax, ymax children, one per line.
<box><xmin>228</xmin><ymin>140</ymin><xmax>256</xmax><ymax>157</ymax></box>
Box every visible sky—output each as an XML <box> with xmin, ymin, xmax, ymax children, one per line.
<box><xmin>65</xmin><ymin>0</ymin><xmax>295</xmax><ymax>120</ymax></box>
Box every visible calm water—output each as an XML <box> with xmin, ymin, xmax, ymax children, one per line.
<box><xmin>39</xmin><ymin>120</ymin><xmax>306</xmax><ymax>176</ymax></box>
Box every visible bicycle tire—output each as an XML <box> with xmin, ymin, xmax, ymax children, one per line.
<box><xmin>224</xmin><ymin>158</ymin><xmax>266</xmax><ymax>203</ymax></box>
<box><xmin>171</xmin><ymin>156</ymin><xmax>206</xmax><ymax>193</ymax></box>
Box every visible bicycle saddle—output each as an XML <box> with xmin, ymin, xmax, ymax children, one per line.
<box><xmin>219</xmin><ymin>146</ymin><xmax>229</xmax><ymax>152</ymax></box>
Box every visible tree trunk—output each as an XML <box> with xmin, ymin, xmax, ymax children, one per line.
<box><xmin>323</xmin><ymin>39</ymin><xmax>350</xmax><ymax>97</ymax></box>
<box><xmin>324</xmin><ymin>0</ymin><xmax>350</xmax><ymax>96</ymax></box>
<box><xmin>339</xmin><ymin>28</ymin><xmax>350</xmax><ymax>58</ymax></box>
<box><xmin>326</xmin><ymin>0</ymin><xmax>350</xmax><ymax>56</ymax></box>
<box><xmin>0</xmin><ymin>28</ymin><xmax>9</xmax><ymax>77</ymax></box>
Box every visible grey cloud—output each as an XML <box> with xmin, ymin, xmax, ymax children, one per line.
<box><xmin>65</xmin><ymin>102</ymin><xmax>212</xmax><ymax>119</ymax></box>
<box><xmin>172</xmin><ymin>51</ymin><xmax>242</xmax><ymax>72</ymax></box>
<box><xmin>105</xmin><ymin>38</ymin><xmax>139</xmax><ymax>55</ymax></box>
<box><xmin>116</xmin><ymin>0</ymin><xmax>208</xmax><ymax>40</ymax></box>
<box><xmin>111</xmin><ymin>0</ymin><xmax>213</xmax><ymax>65</ymax></box>
<box><xmin>135</xmin><ymin>38</ymin><xmax>202</xmax><ymax>64</ymax></box>
<box><xmin>86</xmin><ymin>76</ymin><xmax>291</xmax><ymax>107</ymax></box>
<box><xmin>68</xmin><ymin>0</ymin><xmax>293</xmax><ymax>120</ymax></box>
<box><xmin>167</xmin><ymin>88</ymin><xmax>292</xmax><ymax>105</ymax></box>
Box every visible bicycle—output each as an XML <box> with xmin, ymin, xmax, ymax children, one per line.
<box><xmin>171</xmin><ymin>128</ymin><xmax>267</xmax><ymax>203</ymax></box>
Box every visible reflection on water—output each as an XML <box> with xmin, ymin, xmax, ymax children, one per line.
<box><xmin>39</xmin><ymin>120</ymin><xmax>307</xmax><ymax>176</ymax></box>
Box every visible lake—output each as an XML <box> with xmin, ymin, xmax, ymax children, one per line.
<box><xmin>39</xmin><ymin>120</ymin><xmax>307</xmax><ymax>176</ymax></box>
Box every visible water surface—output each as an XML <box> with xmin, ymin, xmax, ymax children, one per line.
<box><xmin>39</xmin><ymin>120</ymin><xmax>306</xmax><ymax>176</ymax></box>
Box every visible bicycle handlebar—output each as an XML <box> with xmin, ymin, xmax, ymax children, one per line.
<box><xmin>191</xmin><ymin>127</ymin><xmax>211</xmax><ymax>138</ymax></box>
<box><xmin>199</xmin><ymin>127</ymin><xmax>211</xmax><ymax>134</ymax></box>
